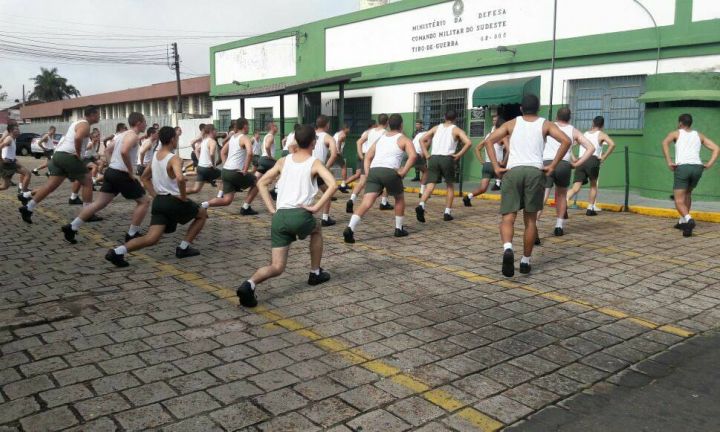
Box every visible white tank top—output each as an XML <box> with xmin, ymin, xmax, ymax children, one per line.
<box><xmin>431</xmin><ymin>124</ymin><xmax>457</xmax><ymax>156</ymax></box>
<box><xmin>152</xmin><ymin>152</ymin><xmax>180</xmax><ymax>196</ymax></box>
<box><xmin>2</xmin><ymin>138</ymin><xmax>16</xmax><ymax>160</ymax></box>
<box><xmin>371</xmin><ymin>133</ymin><xmax>405</xmax><ymax>170</ymax></box>
<box><xmin>483</xmin><ymin>131</ymin><xmax>505</xmax><ymax>163</ymax></box>
<box><xmin>44</xmin><ymin>134</ymin><xmax>56</xmax><ymax>151</ymax></box>
<box><xmin>85</xmin><ymin>140</ymin><xmax>99</xmax><ymax>158</ymax></box>
<box><xmin>333</xmin><ymin>132</ymin><xmax>344</xmax><ymax>154</ymax></box>
<box><xmin>675</xmin><ymin>129</ymin><xmax>703</xmax><ymax>165</ymax></box>
<box><xmin>224</xmin><ymin>133</ymin><xmax>247</xmax><ymax>170</ymax></box>
<box><xmin>579</xmin><ymin>131</ymin><xmax>603</xmax><ymax>159</ymax></box>
<box><xmin>283</xmin><ymin>132</ymin><xmax>295</xmax><ymax>151</ymax></box>
<box><xmin>252</xmin><ymin>137</ymin><xmax>262</xmax><ymax>156</ymax></box>
<box><xmin>109</xmin><ymin>131</ymin><xmax>137</xmax><ymax>172</ymax></box>
<box><xmin>56</xmin><ymin>120</ymin><xmax>89</xmax><ymax>154</ymax></box>
<box><xmin>276</xmin><ymin>155</ymin><xmax>319</xmax><ymax>210</ymax></box>
<box><xmin>140</xmin><ymin>139</ymin><xmax>156</xmax><ymax>165</ymax></box>
<box><xmin>262</xmin><ymin>133</ymin><xmax>274</xmax><ymax>158</ymax></box>
<box><xmin>543</xmin><ymin>123</ymin><xmax>573</xmax><ymax>162</ymax></box>
<box><xmin>198</xmin><ymin>138</ymin><xmax>213</xmax><ymax>167</ymax></box>
<box><xmin>413</xmin><ymin>132</ymin><xmax>426</xmax><ymax>154</ymax></box>
<box><xmin>507</xmin><ymin>117</ymin><xmax>546</xmax><ymax>170</ymax></box>
<box><xmin>364</xmin><ymin>127</ymin><xmax>385</xmax><ymax>154</ymax></box>
<box><xmin>313</xmin><ymin>132</ymin><xmax>329</xmax><ymax>163</ymax></box>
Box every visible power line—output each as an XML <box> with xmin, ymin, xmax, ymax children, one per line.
<box><xmin>0</xmin><ymin>38</ymin><xmax>168</xmax><ymax>56</ymax></box>
<box><xmin>0</xmin><ymin>32</ymin><xmax>169</xmax><ymax>50</ymax></box>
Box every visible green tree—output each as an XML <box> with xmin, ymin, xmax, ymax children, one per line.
<box><xmin>29</xmin><ymin>68</ymin><xmax>81</xmax><ymax>102</ymax></box>
<box><xmin>0</xmin><ymin>84</ymin><xmax>7</xmax><ymax>102</ymax></box>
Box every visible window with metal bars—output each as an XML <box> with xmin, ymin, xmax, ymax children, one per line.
<box><xmin>415</xmin><ymin>89</ymin><xmax>468</xmax><ymax>132</ymax></box>
<box><xmin>568</xmin><ymin>75</ymin><xmax>646</xmax><ymax>130</ymax></box>
<box><xmin>217</xmin><ymin>109</ymin><xmax>232</xmax><ymax>132</ymax></box>
<box><xmin>326</xmin><ymin>97</ymin><xmax>373</xmax><ymax>135</ymax></box>
<box><xmin>253</xmin><ymin>108</ymin><xmax>274</xmax><ymax>133</ymax></box>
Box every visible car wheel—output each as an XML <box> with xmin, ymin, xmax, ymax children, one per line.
<box><xmin>19</xmin><ymin>146</ymin><xmax>30</xmax><ymax>156</ymax></box>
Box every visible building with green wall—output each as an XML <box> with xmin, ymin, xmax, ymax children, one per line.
<box><xmin>210</xmin><ymin>0</ymin><xmax>720</xmax><ymax>201</ymax></box>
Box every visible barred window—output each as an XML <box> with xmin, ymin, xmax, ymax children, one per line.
<box><xmin>415</xmin><ymin>89</ymin><xmax>468</xmax><ymax>132</ymax></box>
<box><xmin>253</xmin><ymin>108</ymin><xmax>273</xmax><ymax>133</ymax></box>
<box><xmin>326</xmin><ymin>97</ymin><xmax>372</xmax><ymax>135</ymax></box>
<box><xmin>568</xmin><ymin>75</ymin><xmax>645</xmax><ymax>130</ymax></box>
<box><xmin>217</xmin><ymin>109</ymin><xmax>232</xmax><ymax>131</ymax></box>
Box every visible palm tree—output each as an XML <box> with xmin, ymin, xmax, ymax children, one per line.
<box><xmin>29</xmin><ymin>68</ymin><xmax>81</xmax><ymax>102</ymax></box>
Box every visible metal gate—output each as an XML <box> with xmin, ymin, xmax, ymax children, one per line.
<box><xmin>414</xmin><ymin>88</ymin><xmax>468</xmax><ymax>132</ymax></box>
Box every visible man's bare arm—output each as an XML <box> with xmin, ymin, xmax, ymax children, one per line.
<box><xmin>572</xmin><ymin>129</ymin><xmax>595</xmax><ymax>167</ymax></box>
<box><xmin>257</xmin><ymin>159</ymin><xmax>283</xmax><ymax>214</ymax></box>
<box><xmin>170</xmin><ymin>155</ymin><xmax>188</xmax><ymax>200</ymax></box>
<box><xmin>421</xmin><ymin>126</ymin><xmax>437</xmax><ymax>159</ymax></box>
<box><xmin>544</xmin><ymin>122</ymin><xmax>572</xmax><ymax>171</ymax></box>
<box><xmin>453</xmin><ymin>128</ymin><xmax>473</xmax><ymax>160</ymax></box>
<box><xmin>356</xmin><ymin>134</ymin><xmax>368</xmax><ymax>160</ymax></box>
<box><xmin>120</xmin><ymin>134</ymin><xmax>137</xmax><ymax>177</ymax></box>
<box><xmin>74</xmin><ymin>123</ymin><xmax>90</xmax><ymax>157</ymax></box>
<box><xmin>599</xmin><ymin>133</ymin><xmax>616</xmax><ymax>162</ymax></box>
<box><xmin>241</xmin><ymin>137</ymin><xmax>253</xmax><ymax>173</ymax></box>
<box><xmin>306</xmin><ymin>161</ymin><xmax>338</xmax><ymax>213</ymax></box>
<box><xmin>325</xmin><ymin>135</ymin><xmax>338</xmax><ymax>168</ymax></box>
<box><xmin>398</xmin><ymin>136</ymin><xmax>417</xmax><ymax>178</ymax></box>
<box><xmin>700</xmin><ymin>133</ymin><xmax>720</xmax><ymax>169</ymax></box>
<box><xmin>140</xmin><ymin>158</ymin><xmax>156</xmax><ymax>197</ymax></box>
<box><xmin>482</xmin><ymin>122</ymin><xmax>513</xmax><ymax>174</ymax></box>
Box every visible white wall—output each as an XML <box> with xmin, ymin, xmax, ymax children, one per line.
<box><xmin>212</xmin><ymin>95</ymin><xmax>299</xmax><ymax>121</ymax></box>
<box><xmin>693</xmin><ymin>0</ymin><xmax>720</xmax><ymax>21</ymax></box>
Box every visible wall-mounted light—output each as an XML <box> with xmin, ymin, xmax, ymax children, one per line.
<box><xmin>496</xmin><ymin>46</ymin><xmax>517</xmax><ymax>55</ymax></box>
<box><xmin>232</xmin><ymin>81</ymin><xmax>250</xmax><ymax>88</ymax></box>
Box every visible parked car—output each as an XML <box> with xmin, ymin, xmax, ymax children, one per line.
<box><xmin>31</xmin><ymin>134</ymin><xmax>63</xmax><ymax>158</ymax></box>
<box><xmin>15</xmin><ymin>133</ymin><xmax>40</xmax><ymax>156</ymax></box>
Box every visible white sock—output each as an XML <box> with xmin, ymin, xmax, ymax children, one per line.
<box><xmin>419</xmin><ymin>201</ymin><xmax>425</xmax><ymax>209</ymax></box>
<box><xmin>216</xmin><ymin>191</ymin><xmax>224</xmax><ymax>198</ymax></box>
<box><xmin>381</xmin><ymin>197</ymin><xmax>388</xmax><ymax>205</ymax></box>
<box><xmin>350</xmin><ymin>194</ymin><xmax>357</xmax><ymax>202</ymax></box>
<box><xmin>341</xmin><ymin>182</ymin><xmax>347</xmax><ymax>187</ymax></box>
<box><xmin>70</xmin><ymin>217</ymin><xmax>84</xmax><ymax>231</ymax></box>
<box><xmin>521</xmin><ymin>256</ymin><xmax>531</xmax><ymax>264</ymax></box>
<box><xmin>420</xmin><ymin>184</ymin><xmax>426</xmax><ymax>194</ymax></box>
<box><xmin>503</xmin><ymin>242</ymin><xmax>513</xmax><ymax>251</ymax></box>
<box><xmin>17</xmin><ymin>184</ymin><xmax>22</xmax><ymax>192</ymax></box>
<box><xmin>179</xmin><ymin>241</ymin><xmax>190</xmax><ymax>250</ymax></box>
<box><xmin>248</xmin><ymin>280</ymin><xmax>256</xmax><ymax>289</ymax></box>
<box><xmin>92</xmin><ymin>178</ymin><xmax>97</xmax><ymax>185</ymax></box>
<box><xmin>22</xmin><ymin>191</ymin><xmax>32</xmax><ymax>198</ymax></box>
<box><xmin>201</xmin><ymin>201</ymin><xmax>210</xmax><ymax>209</ymax></box>
<box><xmin>496</xmin><ymin>179</ymin><xmax>502</xmax><ymax>186</ymax></box>
<box><xmin>70</xmin><ymin>193</ymin><xmax>79</xmax><ymax>200</ymax></box>
<box><xmin>27</xmin><ymin>200</ymin><xmax>37</xmax><ymax>211</ymax></box>
<box><xmin>684</xmin><ymin>214</ymin><xmax>692</xmax><ymax>222</ymax></box>
<box><xmin>128</xmin><ymin>225</ymin><xmax>140</xmax><ymax>236</ymax></box>
<box><xmin>322</xmin><ymin>214</ymin><xmax>329</xmax><ymax>221</ymax></box>
<box><xmin>556</xmin><ymin>218</ymin><xmax>564</xmax><ymax>228</ymax></box>
<box><xmin>310</xmin><ymin>268</ymin><xmax>320</xmax><ymax>275</ymax></box>
<box><xmin>467</xmin><ymin>193</ymin><xmax>474</xmax><ymax>200</ymax></box>
<box><xmin>395</xmin><ymin>216</ymin><xmax>404</xmax><ymax>230</ymax></box>
<box><xmin>348</xmin><ymin>214</ymin><xmax>361</xmax><ymax>231</ymax></box>
<box><xmin>444</xmin><ymin>208</ymin><xmax>451</xmax><ymax>215</ymax></box>
<box><xmin>242</xmin><ymin>202</ymin><xmax>250</xmax><ymax>209</ymax></box>
<box><xmin>114</xmin><ymin>245</ymin><xmax>127</xmax><ymax>255</ymax></box>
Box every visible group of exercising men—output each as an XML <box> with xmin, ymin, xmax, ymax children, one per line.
<box><xmin>2</xmin><ymin>95</ymin><xmax>717</xmax><ymax>306</ymax></box>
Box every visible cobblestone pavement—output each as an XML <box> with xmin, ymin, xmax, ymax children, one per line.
<box><xmin>2</xmin><ymin>157</ymin><xmax>719</xmax><ymax>431</ymax></box>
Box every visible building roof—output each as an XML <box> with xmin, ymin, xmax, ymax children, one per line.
<box><xmin>20</xmin><ymin>76</ymin><xmax>209</xmax><ymax>119</ymax></box>
<box><xmin>214</xmin><ymin>72</ymin><xmax>362</xmax><ymax>99</ymax></box>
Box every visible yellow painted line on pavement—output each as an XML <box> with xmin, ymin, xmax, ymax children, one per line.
<box><xmin>8</xmin><ymin>200</ymin><xmax>503</xmax><ymax>431</ymax></box>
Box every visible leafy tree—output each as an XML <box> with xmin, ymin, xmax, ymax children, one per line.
<box><xmin>0</xmin><ymin>84</ymin><xmax>7</xmax><ymax>102</ymax></box>
<box><xmin>29</xmin><ymin>68</ymin><xmax>81</xmax><ymax>102</ymax></box>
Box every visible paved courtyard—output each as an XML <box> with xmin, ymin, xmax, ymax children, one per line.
<box><xmin>2</xmin><ymin>157</ymin><xmax>720</xmax><ymax>431</ymax></box>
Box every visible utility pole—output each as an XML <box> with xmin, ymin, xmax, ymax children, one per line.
<box><xmin>548</xmin><ymin>0</ymin><xmax>558</xmax><ymax>120</ymax></box>
<box><xmin>171</xmin><ymin>42</ymin><xmax>183</xmax><ymax>114</ymax></box>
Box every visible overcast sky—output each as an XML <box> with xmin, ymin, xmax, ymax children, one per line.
<box><xmin>0</xmin><ymin>0</ymin><xmax>360</xmax><ymax>108</ymax></box>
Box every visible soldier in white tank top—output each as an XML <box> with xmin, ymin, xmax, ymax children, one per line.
<box><xmin>566</xmin><ymin>117</ymin><xmax>616</xmax><ymax>214</ymax></box>
<box><xmin>236</xmin><ymin>124</ymin><xmax>338</xmax><ymax>309</ymax></box>
<box><xmin>348</xmin><ymin>118</ymin><xmax>395</xmax><ymax>214</ymax></box>
<box><xmin>1</xmin><ymin>125</ymin><xmax>31</xmax><ymax>193</ymax></box>
<box><xmin>415</xmin><ymin>112</ymin><xmax>473</xmax><ymax>223</ymax></box>
<box><xmin>480</xmin><ymin>98</ymin><xmax>572</xmax><ymax>278</ymax></box>
<box><xmin>464</xmin><ymin>120</ymin><xmax>510</xmax><ymax>207</ymax></box>
<box><xmin>313</xmin><ymin>117</ymin><xmax>339</xmax><ymax>226</ymax></box>
<box><xmin>661</xmin><ymin>115</ymin><xmax>719</xmax><ymax>234</ymax></box>
<box><xmin>187</xmin><ymin>126</ymin><xmax>223</xmax><ymax>195</ymax></box>
<box><xmin>333</xmin><ymin>125</ymin><xmax>351</xmax><ymax>190</ymax></box>
<box><xmin>104</xmin><ymin>126</ymin><xmax>208</xmax><ymax>268</ymax></box>
<box><xmin>62</xmin><ymin>114</ymin><xmax>151</xmax><ymax>246</ymax></box>
<box><xmin>344</xmin><ymin>115</ymin><xmax>418</xmax><ymax>244</ymax></box>
<box><xmin>19</xmin><ymin>109</ymin><xmax>100</xmax><ymax>225</ymax></box>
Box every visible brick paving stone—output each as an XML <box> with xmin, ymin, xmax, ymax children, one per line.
<box><xmin>19</xmin><ymin>356</ymin><xmax>68</xmax><ymax>377</ymax></box>
<box><xmin>0</xmin><ymin>368</ymin><xmax>21</xmax><ymax>386</ymax></box>
<box><xmin>27</xmin><ymin>341</ymin><xmax>75</xmax><ymax>360</ymax></box>
<box><xmin>207</xmin><ymin>380</ymin><xmax>263</xmax><ymax>404</ymax></box>
<box><xmin>208</xmin><ymin>360</ymin><xmax>258</xmax><ymax>381</ymax></box>
<box><xmin>346</xmin><ymin>409</ymin><xmax>411</xmax><ymax>432</ymax></box>
<box><xmin>122</xmin><ymin>381</ymin><xmax>178</xmax><ymax>406</ymax></box>
<box><xmin>163</xmin><ymin>391</ymin><xmax>221</xmax><ymax>419</ymax></box>
<box><xmin>53</xmin><ymin>364</ymin><xmax>103</xmax><ymax>386</ymax></box>
<box><xmin>295</xmin><ymin>376</ymin><xmax>347</xmax><ymax>401</ymax></box>
<box><xmin>114</xmin><ymin>403</ymin><xmax>174</xmax><ymax>431</ymax></box>
<box><xmin>484</xmin><ymin>363</ymin><xmax>535</xmax><ymax>387</ymax></box>
<box><xmin>159</xmin><ymin>416</ymin><xmax>223</xmax><ymax>432</ymax></box>
<box><xmin>257</xmin><ymin>411</ymin><xmax>320</xmax><ymax>432</ymax></box>
<box><xmin>339</xmin><ymin>383</ymin><xmax>396</xmax><ymax>412</ymax></box>
<box><xmin>173</xmin><ymin>353</ymin><xmax>222</xmax><ymax>373</ymax></box>
<box><xmin>64</xmin><ymin>348</ymin><xmax>111</xmax><ymax>367</ymax></box>
<box><xmin>91</xmin><ymin>372</ymin><xmax>141</xmax><ymax>395</ymax></box>
<box><xmin>474</xmin><ymin>394</ymin><xmax>534</xmax><ymax>424</ymax></box>
<box><xmin>246</xmin><ymin>351</ymin><xmax>294</xmax><ymax>372</ymax></box>
<box><xmin>558</xmin><ymin>363</ymin><xmax>609</xmax><ymax>385</ymax></box>
<box><xmin>254</xmin><ymin>387</ymin><xmax>309</xmax><ymax>415</ymax></box>
<box><xmin>210</xmin><ymin>400</ymin><xmax>269</xmax><ymax>430</ymax></box>
<box><xmin>388</xmin><ymin>396</ymin><xmax>445</xmax><ymax>427</ymax></box>
<box><xmin>503</xmin><ymin>383</ymin><xmax>561</xmax><ymax>409</ymax></box>
<box><xmin>3</xmin><ymin>374</ymin><xmax>55</xmax><ymax>399</ymax></box>
<box><xmin>132</xmin><ymin>362</ymin><xmax>184</xmax><ymax>383</ymax></box>
<box><xmin>138</xmin><ymin>347</ymin><xmax>186</xmax><ymax>365</ymax></box>
<box><xmin>74</xmin><ymin>393</ymin><xmax>130</xmax><ymax>420</ymax></box>
<box><xmin>98</xmin><ymin>354</ymin><xmax>146</xmax><ymax>374</ymax></box>
<box><xmin>301</xmin><ymin>397</ymin><xmax>360</xmax><ymax>428</ymax></box>
<box><xmin>168</xmin><ymin>370</ymin><xmax>221</xmax><ymax>394</ymax></box>
<box><xmin>40</xmin><ymin>384</ymin><xmax>94</xmax><ymax>407</ymax></box>
<box><xmin>249</xmin><ymin>370</ymin><xmax>300</xmax><ymax>392</ymax></box>
<box><xmin>453</xmin><ymin>373</ymin><xmax>507</xmax><ymax>399</ymax></box>
<box><xmin>0</xmin><ymin>397</ymin><xmax>40</xmax><ymax>424</ymax></box>
<box><xmin>64</xmin><ymin>417</ymin><xmax>117</xmax><ymax>432</ymax></box>
<box><xmin>20</xmin><ymin>406</ymin><xmax>78</xmax><ymax>431</ymax></box>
